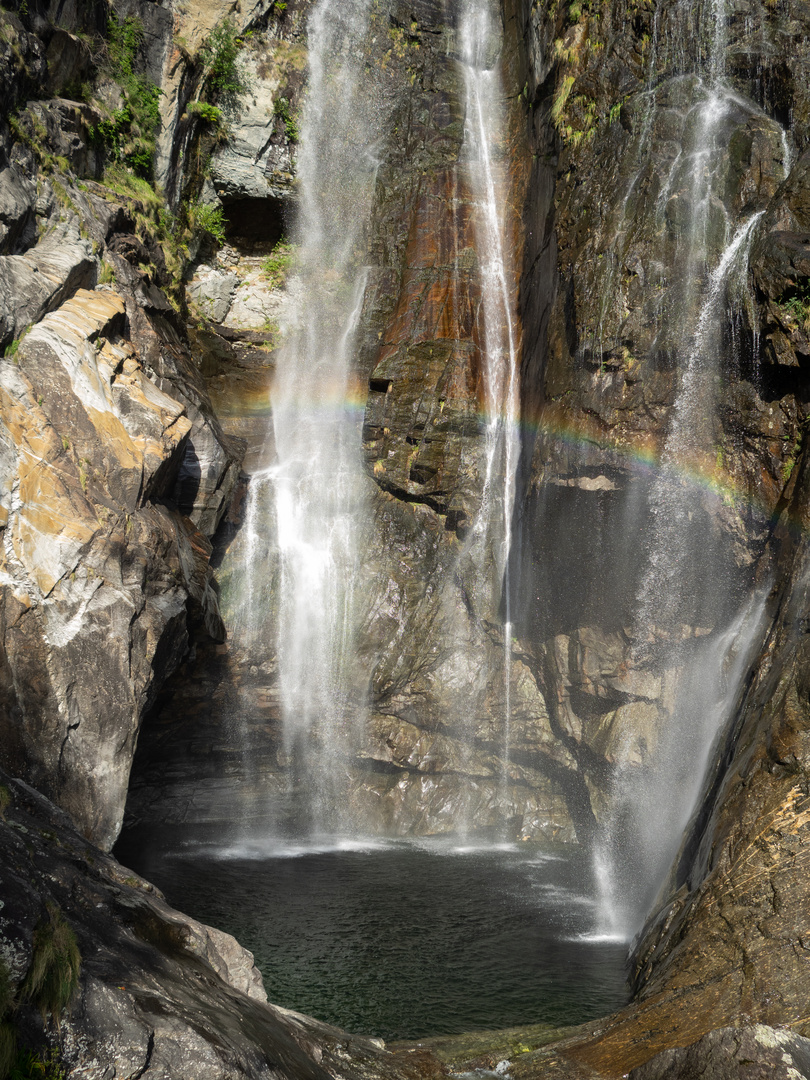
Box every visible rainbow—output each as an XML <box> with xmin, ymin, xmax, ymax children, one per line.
<box><xmin>212</xmin><ymin>377</ymin><xmax>798</xmax><ymax>534</ymax></box>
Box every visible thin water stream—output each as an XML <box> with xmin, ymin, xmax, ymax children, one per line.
<box><xmin>456</xmin><ymin>0</ymin><xmax>521</xmax><ymax>823</ymax></box>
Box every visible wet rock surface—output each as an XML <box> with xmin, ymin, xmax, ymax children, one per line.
<box><xmin>129</xmin><ymin>0</ymin><xmax>578</xmax><ymax>844</ymax></box>
<box><xmin>128</xmin><ymin>0</ymin><xmax>810</xmax><ymax>859</ymax></box>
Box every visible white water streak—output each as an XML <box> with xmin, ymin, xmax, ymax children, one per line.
<box><xmin>596</xmin><ymin>208</ymin><xmax>765</xmax><ymax>940</ymax></box>
<box><xmin>269</xmin><ymin>0</ymin><xmax>380</xmax><ymax>832</ymax></box>
<box><xmin>459</xmin><ymin>0</ymin><xmax>521</xmax><ymax>808</ymax></box>
<box><xmin>597</xmin><ymin>588</ymin><xmax>768</xmax><ymax>941</ymax></box>
<box><xmin>594</xmin><ymin>0</ymin><xmax>772</xmax><ymax>932</ymax></box>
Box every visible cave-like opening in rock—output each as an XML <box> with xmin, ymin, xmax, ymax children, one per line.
<box><xmin>222</xmin><ymin>196</ymin><xmax>287</xmax><ymax>248</ymax></box>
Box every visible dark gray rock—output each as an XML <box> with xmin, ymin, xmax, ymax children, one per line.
<box><xmin>629</xmin><ymin>1026</ymin><xmax>810</xmax><ymax>1080</ymax></box>
<box><xmin>0</xmin><ymin>161</ymin><xmax>37</xmax><ymax>254</ymax></box>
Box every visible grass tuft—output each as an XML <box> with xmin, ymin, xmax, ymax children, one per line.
<box><xmin>21</xmin><ymin>905</ymin><xmax>80</xmax><ymax>1019</ymax></box>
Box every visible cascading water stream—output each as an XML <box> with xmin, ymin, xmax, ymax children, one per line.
<box><xmin>595</xmin><ymin>214</ymin><xmax>769</xmax><ymax>941</ymax></box>
<box><xmin>266</xmin><ymin>0</ymin><xmax>384</xmax><ymax>836</ymax></box>
<box><xmin>457</xmin><ymin>0</ymin><xmax>521</xmax><ymax>810</ymax></box>
<box><xmin>593</xmin><ymin>0</ymin><xmax>779</xmax><ymax>939</ymax></box>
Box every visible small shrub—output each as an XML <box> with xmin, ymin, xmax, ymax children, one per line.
<box><xmin>199</xmin><ymin>18</ymin><xmax>249</xmax><ymax>106</ymax></box>
<box><xmin>191</xmin><ymin>202</ymin><xmax>227</xmax><ymax>245</ymax></box>
<box><xmin>92</xmin><ymin>16</ymin><xmax>162</xmax><ymax>179</ymax></box>
<box><xmin>187</xmin><ymin>101</ymin><xmax>223</xmax><ymax>125</ymax></box>
<box><xmin>21</xmin><ymin>904</ymin><xmax>81</xmax><ymax>1018</ymax></box>
<box><xmin>98</xmin><ymin>262</ymin><xmax>116</xmax><ymax>286</ymax></box>
<box><xmin>783</xmin><ymin>292</ymin><xmax>810</xmax><ymax>331</ymax></box>
<box><xmin>551</xmin><ymin>74</ymin><xmax>576</xmax><ymax>127</ymax></box>
<box><xmin>8</xmin><ymin>1048</ymin><xmax>65</xmax><ymax>1080</ymax></box>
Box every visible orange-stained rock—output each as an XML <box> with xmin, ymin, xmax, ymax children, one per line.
<box><xmin>0</xmin><ymin>287</ymin><xmax>227</xmax><ymax>848</ymax></box>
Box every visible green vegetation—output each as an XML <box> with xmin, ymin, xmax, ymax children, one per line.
<box><xmin>91</xmin><ymin>16</ymin><xmax>162</xmax><ymax>179</ymax></box>
<box><xmin>186</xmin><ymin>101</ymin><xmax>223</xmax><ymax>125</ymax></box>
<box><xmin>782</xmin><ymin>425</ymin><xmax>804</xmax><ymax>485</ymax></box>
<box><xmin>1</xmin><ymin>944</ymin><xmax>70</xmax><ymax>1080</ymax></box>
<box><xmin>98</xmin><ymin>262</ymin><xmax>116</xmax><ymax>286</ymax></box>
<box><xmin>0</xmin><ymin>785</ymin><xmax>10</xmax><ymax>820</ymax></box>
<box><xmin>100</xmin><ymin>164</ymin><xmax>161</xmax><ymax>208</ymax></box>
<box><xmin>190</xmin><ymin>202</ymin><xmax>227</xmax><ymax>245</ymax></box>
<box><xmin>262</xmin><ymin>239</ymin><xmax>295</xmax><ymax>287</ymax></box>
<box><xmin>550</xmin><ymin>74</ymin><xmax>575</xmax><ymax>126</ymax></box>
<box><xmin>782</xmin><ymin>290</ymin><xmax>810</xmax><ymax>331</ymax></box>
<box><xmin>6</xmin><ymin>1049</ymin><xmax>65</xmax><ymax>1080</ymax></box>
<box><xmin>22</xmin><ymin>904</ymin><xmax>81</xmax><ymax>1019</ymax></box>
<box><xmin>273</xmin><ymin>96</ymin><xmax>298</xmax><ymax>143</ymax></box>
<box><xmin>199</xmin><ymin>17</ymin><xmax>250</xmax><ymax>107</ymax></box>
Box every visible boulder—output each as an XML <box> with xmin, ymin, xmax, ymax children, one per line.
<box><xmin>188</xmin><ymin>265</ymin><xmax>239</xmax><ymax>323</ymax></box>
<box><xmin>629</xmin><ymin>1026</ymin><xmax>810</xmax><ymax>1080</ymax></box>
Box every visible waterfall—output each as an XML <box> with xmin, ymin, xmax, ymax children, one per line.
<box><xmin>595</xmin><ymin>216</ymin><xmax>769</xmax><ymax>940</ymax></box>
<box><xmin>457</xmin><ymin>0</ymin><xmax>521</xmax><ymax>817</ymax></box>
<box><xmin>593</xmin><ymin>1</ymin><xmax>775</xmax><ymax>939</ymax></box>
<box><xmin>267</xmin><ymin>0</ymin><xmax>384</xmax><ymax>835</ymax></box>
<box><xmin>596</xmin><ymin>235</ymin><xmax>765</xmax><ymax>932</ymax></box>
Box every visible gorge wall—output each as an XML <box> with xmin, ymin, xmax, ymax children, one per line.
<box><xmin>2</xmin><ymin>0</ymin><xmax>810</xmax><ymax>1075</ymax></box>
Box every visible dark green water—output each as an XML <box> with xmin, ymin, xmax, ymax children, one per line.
<box><xmin>115</xmin><ymin>834</ymin><xmax>629</xmax><ymax>1040</ymax></box>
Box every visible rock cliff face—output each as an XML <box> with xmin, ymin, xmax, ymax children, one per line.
<box><xmin>129</xmin><ymin>0</ymin><xmax>578</xmax><ymax>843</ymax></box>
<box><xmin>0</xmin><ymin>0</ymin><xmax>242</xmax><ymax>849</ymax></box>
<box><xmin>126</xmin><ymin>0</ymin><xmax>810</xmax><ymax>860</ymax></box>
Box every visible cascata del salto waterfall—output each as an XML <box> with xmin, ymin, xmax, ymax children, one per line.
<box><xmin>116</xmin><ymin>0</ymin><xmax>789</xmax><ymax>1039</ymax></box>
<box><xmin>5</xmin><ymin>0</ymin><xmax>810</xmax><ymax>1073</ymax></box>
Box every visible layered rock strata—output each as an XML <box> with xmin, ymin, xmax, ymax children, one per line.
<box><xmin>0</xmin><ymin>0</ymin><xmax>243</xmax><ymax>848</ymax></box>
